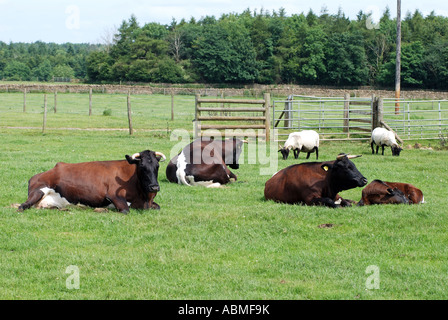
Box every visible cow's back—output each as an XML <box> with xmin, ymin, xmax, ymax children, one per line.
<box><xmin>264</xmin><ymin>162</ymin><xmax>328</xmax><ymax>204</ymax></box>
<box><xmin>30</xmin><ymin>160</ymin><xmax>135</xmax><ymax>206</ymax></box>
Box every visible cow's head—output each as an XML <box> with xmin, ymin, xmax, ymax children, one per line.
<box><xmin>391</xmin><ymin>144</ymin><xmax>403</xmax><ymax>156</ymax></box>
<box><xmin>126</xmin><ymin>150</ymin><xmax>166</xmax><ymax>193</ymax></box>
<box><xmin>278</xmin><ymin>147</ymin><xmax>290</xmax><ymax>160</ymax></box>
<box><xmin>322</xmin><ymin>154</ymin><xmax>368</xmax><ymax>191</ymax></box>
<box><xmin>383</xmin><ymin>187</ymin><xmax>410</xmax><ymax>204</ymax></box>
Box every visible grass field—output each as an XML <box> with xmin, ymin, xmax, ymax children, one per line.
<box><xmin>1</xmin><ymin>91</ymin><xmax>448</xmax><ymax>300</ymax></box>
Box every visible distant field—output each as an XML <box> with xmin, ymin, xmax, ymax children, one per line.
<box><xmin>0</xmin><ymin>92</ymin><xmax>196</xmax><ymax>132</ymax></box>
<box><xmin>1</xmin><ymin>91</ymin><xmax>448</xmax><ymax>300</ymax></box>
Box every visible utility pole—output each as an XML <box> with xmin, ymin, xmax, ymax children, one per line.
<box><xmin>395</xmin><ymin>0</ymin><xmax>401</xmax><ymax>114</ymax></box>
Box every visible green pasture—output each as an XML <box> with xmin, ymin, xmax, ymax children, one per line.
<box><xmin>0</xmin><ymin>91</ymin><xmax>196</xmax><ymax>131</ymax></box>
<box><xmin>0</xmin><ymin>91</ymin><xmax>448</xmax><ymax>300</ymax></box>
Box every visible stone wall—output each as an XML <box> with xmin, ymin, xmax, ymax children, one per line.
<box><xmin>1</xmin><ymin>83</ymin><xmax>448</xmax><ymax>100</ymax></box>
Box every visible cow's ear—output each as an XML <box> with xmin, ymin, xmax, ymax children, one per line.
<box><xmin>386</xmin><ymin>188</ymin><xmax>394</xmax><ymax>195</ymax></box>
<box><xmin>321</xmin><ymin>164</ymin><xmax>333</xmax><ymax>172</ymax></box>
<box><xmin>125</xmin><ymin>155</ymin><xmax>139</xmax><ymax>164</ymax></box>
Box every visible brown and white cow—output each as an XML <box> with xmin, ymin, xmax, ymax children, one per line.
<box><xmin>18</xmin><ymin>150</ymin><xmax>166</xmax><ymax>213</ymax></box>
<box><xmin>166</xmin><ymin>137</ymin><xmax>244</xmax><ymax>188</ymax></box>
<box><xmin>264</xmin><ymin>154</ymin><xmax>368</xmax><ymax>208</ymax></box>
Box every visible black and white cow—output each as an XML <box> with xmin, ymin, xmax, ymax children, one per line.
<box><xmin>166</xmin><ymin>137</ymin><xmax>244</xmax><ymax>187</ymax></box>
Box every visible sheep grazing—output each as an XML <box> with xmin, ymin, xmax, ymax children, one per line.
<box><xmin>371</xmin><ymin>127</ymin><xmax>403</xmax><ymax>156</ymax></box>
<box><xmin>279</xmin><ymin>130</ymin><xmax>319</xmax><ymax>160</ymax></box>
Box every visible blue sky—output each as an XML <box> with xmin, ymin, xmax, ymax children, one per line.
<box><xmin>1</xmin><ymin>0</ymin><xmax>448</xmax><ymax>44</ymax></box>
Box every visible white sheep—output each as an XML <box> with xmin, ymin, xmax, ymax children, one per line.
<box><xmin>371</xmin><ymin>127</ymin><xmax>403</xmax><ymax>156</ymax></box>
<box><xmin>279</xmin><ymin>130</ymin><xmax>319</xmax><ymax>160</ymax></box>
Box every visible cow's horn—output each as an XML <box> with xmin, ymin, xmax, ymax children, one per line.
<box><xmin>131</xmin><ymin>153</ymin><xmax>140</xmax><ymax>160</ymax></box>
<box><xmin>155</xmin><ymin>152</ymin><xmax>166</xmax><ymax>162</ymax></box>
<box><xmin>337</xmin><ymin>153</ymin><xmax>362</xmax><ymax>160</ymax></box>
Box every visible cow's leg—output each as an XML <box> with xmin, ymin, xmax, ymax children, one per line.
<box><xmin>228</xmin><ymin>171</ymin><xmax>237</xmax><ymax>182</ymax></box>
<box><xmin>339</xmin><ymin>198</ymin><xmax>354</xmax><ymax>207</ymax></box>
<box><xmin>371</xmin><ymin>142</ymin><xmax>375</xmax><ymax>154</ymax></box>
<box><xmin>108</xmin><ymin>197</ymin><xmax>130</xmax><ymax>214</ymax></box>
<box><xmin>18</xmin><ymin>189</ymin><xmax>45</xmax><ymax>211</ymax></box>
<box><xmin>150</xmin><ymin>202</ymin><xmax>160</xmax><ymax>210</ymax></box>
<box><xmin>310</xmin><ymin>197</ymin><xmax>340</xmax><ymax>208</ymax></box>
<box><xmin>147</xmin><ymin>193</ymin><xmax>159</xmax><ymax>210</ymax></box>
<box><xmin>315</xmin><ymin>147</ymin><xmax>319</xmax><ymax>160</ymax></box>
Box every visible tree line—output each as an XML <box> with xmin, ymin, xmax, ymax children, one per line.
<box><xmin>0</xmin><ymin>42</ymin><xmax>101</xmax><ymax>82</ymax></box>
<box><xmin>2</xmin><ymin>7</ymin><xmax>448</xmax><ymax>89</ymax></box>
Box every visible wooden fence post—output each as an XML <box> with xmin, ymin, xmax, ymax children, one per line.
<box><xmin>171</xmin><ymin>92</ymin><xmax>174</xmax><ymax>121</ymax></box>
<box><xmin>264</xmin><ymin>93</ymin><xmax>271</xmax><ymax>141</ymax></box>
<box><xmin>23</xmin><ymin>88</ymin><xmax>26</xmax><ymax>113</ymax></box>
<box><xmin>378</xmin><ymin>97</ymin><xmax>383</xmax><ymax>128</ymax></box>
<box><xmin>54</xmin><ymin>91</ymin><xmax>58</xmax><ymax>113</ymax></box>
<box><xmin>42</xmin><ymin>94</ymin><xmax>47</xmax><ymax>134</ymax></box>
<box><xmin>371</xmin><ymin>96</ymin><xmax>383</xmax><ymax>131</ymax></box>
<box><xmin>89</xmin><ymin>88</ymin><xmax>92</xmax><ymax>116</ymax></box>
<box><xmin>343</xmin><ymin>93</ymin><xmax>350</xmax><ymax>134</ymax></box>
<box><xmin>127</xmin><ymin>91</ymin><xmax>133</xmax><ymax>135</ymax></box>
<box><xmin>194</xmin><ymin>94</ymin><xmax>200</xmax><ymax>139</ymax></box>
<box><xmin>284</xmin><ymin>95</ymin><xmax>292</xmax><ymax>129</ymax></box>
<box><xmin>371</xmin><ymin>97</ymin><xmax>378</xmax><ymax>131</ymax></box>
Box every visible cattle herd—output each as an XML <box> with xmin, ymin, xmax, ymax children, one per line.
<box><xmin>18</xmin><ymin>127</ymin><xmax>424</xmax><ymax>213</ymax></box>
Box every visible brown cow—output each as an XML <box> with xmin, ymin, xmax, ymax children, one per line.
<box><xmin>264</xmin><ymin>154</ymin><xmax>368</xmax><ymax>208</ymax></box>
<box><xmin>357</xmin><ymin>180</ymin><xmax>410</xmax><ymax>206</ymax></box>
<box><xmin>368</xmin><ymin>181</ymin><xmax>424</xmax><ymax>204</ymax></box>
<box><xmin>18</xmin><ymin>150</ymin><xmax>166</xmax><ymax>213</ymax></box>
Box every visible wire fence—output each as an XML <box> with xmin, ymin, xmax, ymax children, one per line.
<box><xmin>3</xmin><ymin>90</ymin><xmax>448</xmax><ymax>141</ymax></box>
<box><xmin>0</xmin><ymin>91</ymin><xmax>196</xmax><ymax>133</ymax></box>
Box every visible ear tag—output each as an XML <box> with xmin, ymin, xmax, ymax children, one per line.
<box><xmin>323</xmin><ymin>165</ymin><xmax>329</xmax><ymax>171</ymax></box>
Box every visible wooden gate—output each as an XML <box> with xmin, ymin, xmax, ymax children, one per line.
<box><xmin>194</xmin><ymin>93</ymin><xmax>271</xmax><ymax>140</ymax></box>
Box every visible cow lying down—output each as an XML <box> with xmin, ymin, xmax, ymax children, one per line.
<box><xmin>264</xmin><ymin>154</ymin><xmax>368</xmax><ymax>208</ymax></box>
<box><xmin>358</xmin><ymin>180</ymin><xmax>424</xmax><ymax>206</ymax></box>
<box><xmin>18</xmin><ymin>150</ymin><xmax>166</xmax><ymax>214</ymax></box>
<box><xmin>166</xmin><ymin>137</ymin><xmax>244</xmax><ymax>188</ymax></box>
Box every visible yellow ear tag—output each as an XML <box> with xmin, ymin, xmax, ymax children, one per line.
<box><xmin>323</xmin><ymin>165</ymin><xmax>329</xmax><ymax>171</ymax></box>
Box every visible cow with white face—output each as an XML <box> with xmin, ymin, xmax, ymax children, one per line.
<box><xmin>166</xmin><ymin>137</ymin><xmax>244</xmax><ymax>188</ymax></box>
